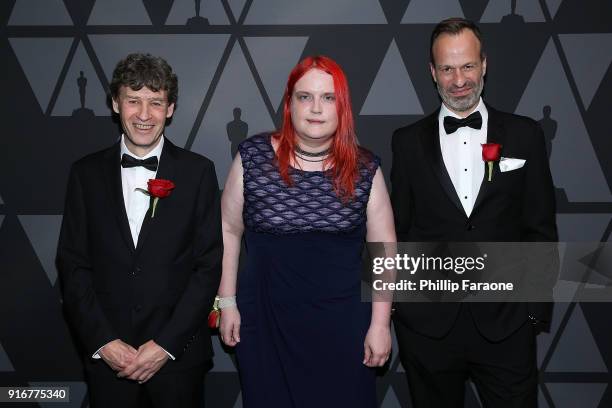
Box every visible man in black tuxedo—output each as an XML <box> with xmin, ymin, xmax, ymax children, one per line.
<box><xmin>390</xmin><ymin>19</ymin><xmax>557</xmax><ymax>407</ymax></box>
<box><xmin>57</xmin><ymin>53</ymin><xmax>222</xmax><ymax>407</ymax></box>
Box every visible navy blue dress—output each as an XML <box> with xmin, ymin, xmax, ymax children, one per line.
<box><xmin>235</xmin><ymin>134</ymin><xmax>380</xmax><ymax>407</ymax></box>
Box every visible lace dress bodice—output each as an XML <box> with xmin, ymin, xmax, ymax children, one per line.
<box><xmin>238</xmin><ymin>133</ymin><xmax>380</xmax><ymax>235</ymax></box>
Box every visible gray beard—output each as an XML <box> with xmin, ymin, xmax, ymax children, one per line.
<box><xmin>438</xmin><ymin>78</ymin><xmax>484</xmax><ymax>113</ymax></box>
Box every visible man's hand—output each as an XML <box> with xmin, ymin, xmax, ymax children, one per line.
<box><xmin>99</xmin><ymin>339</ymin><xmax>138</xmax><ymax>371</ymax></box>
<box><xmin>117</xmin><ymin>340</ymin><xmax>169</xmax><ymax>383</ymax></box>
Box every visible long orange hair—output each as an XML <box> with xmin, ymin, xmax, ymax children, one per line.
<box><xmin>273</xmin><ymin>55</ymin><xmax>360</xmax><ymax>201</ymax></box>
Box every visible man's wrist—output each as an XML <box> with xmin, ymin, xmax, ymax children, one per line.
<box><xmin>528</xmin><ymin>315</ymin><xmax>541</xmax><ymax>325</ymax></box>
<box><xmin>92</xmin><ymin>340</ymin><xmax>115</xmax><ymax>359</ymax></box>
<box><xmin>159</xmin><ymin>345</ymin><xmax>175</xmax><ymax>360</ymax></box>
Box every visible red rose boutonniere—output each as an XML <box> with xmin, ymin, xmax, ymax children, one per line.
<box><xmin>481</xmin><ymin>143</ymin><xmax>502</xmax><ymax>182</ymax></box>
<box><xmin>136</xmin><ymin>179</ymin><xmax>175</xmax><ymax>218</ymax></box>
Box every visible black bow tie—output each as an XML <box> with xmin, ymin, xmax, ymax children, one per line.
<box><xmin>120</xmin><ymin>154</ymin><xmax>158</xmax><ymax>171</ymax></box>
<box><xmin>443</xmin><ymin>111</ymin><xmax>483</xmax><ymax>134</ymax></box>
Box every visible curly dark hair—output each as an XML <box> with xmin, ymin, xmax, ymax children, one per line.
<box><xmin>109</xmin><ymin>53</ymin><xmax>178</xmax><ymax>106</ymax></box>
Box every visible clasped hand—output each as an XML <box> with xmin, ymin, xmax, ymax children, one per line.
<box><xmin>100</xmin><ymin>339</ymin><xmax>168</xmax><ymax>384</ymax></box>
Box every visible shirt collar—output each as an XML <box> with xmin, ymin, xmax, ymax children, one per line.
<box><xmin>120</xmin><ymin>135</ymin><xmax>165</xmax><ymax>160</ymax></box>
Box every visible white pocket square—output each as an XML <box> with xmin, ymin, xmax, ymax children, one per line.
<box><xmin>499</xmin><ymin>157</ymin><xmax>526</xmax><ymax>172</ymax></box>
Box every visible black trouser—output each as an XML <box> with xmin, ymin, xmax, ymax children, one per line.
<box><xmin>86</xmin><ymin>362</ymin><xmax>206</xmax><ymax>408</ymax></box>
<box><xmin>394</xmin><ymin>305</ymin><xmax>538</xmax><ymax>408</ymax></box>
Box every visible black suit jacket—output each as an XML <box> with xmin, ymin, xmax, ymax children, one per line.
<box><xmin>390</xmin><ymin>105</ymin><xmax>558</xmax><ymax>341</ymax></box>
<box><xmin>57</xmin><ymin>139</ymin><xmax>222</xmax><ymax>372</ymax></box>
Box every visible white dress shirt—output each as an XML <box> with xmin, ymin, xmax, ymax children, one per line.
<box><xmin>438</xmin><ymin>98</ymin><xmax>488</xmax><ymax>217</ymax></box>
<box><xmin>93</xmin><ymin>135</ymin><xmax>174</xmax><ymax>360</ymax></box>
<box><xmin>120</xmin><ymin>135</ymin><xmax>164</xmax><ymax>247</ymax></box>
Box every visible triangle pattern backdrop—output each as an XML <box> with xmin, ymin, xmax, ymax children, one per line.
<box><xmin>90</xmin><ymin>34</ymin><xmax>230</xmax><ymax>148</ymax></box>
<box><xmin>8</xmin><ymin>38</ymin><xmax>73</xmax><ymax>114</ymax></box>
<box><xmin>165</xmin><ymin>0</ymin><xmax>230</xmax><ymax>25</ymax></box>
<box><xmin>210</xmin><ymin>336</ymin><xmax>237</xmax><ymax>372</ymax></box>
<box><xmin>547</xmin><ymin>305</ymin><xmax>608</xmax><ymax>372</ymax></box>
<box><xmin>559</xmin><ymin>34</ymin><xmax>612</xmax><ymax>110</ymax></box>
<box><xmin>244</xmin><ymin>0</ymin><xmax>387</xmax><ymax>24</ymax></box>
<box><xmin>480</xmin><ymin>0</ymin><xmax>545</xmax><ymax>22</ymax></box>
<box><xmin>390</xmin><ymin>324</ymin><xmax>405</xmax><ymax>372</ymax></box>
<box><xmin>537</xmin><ymin>299</ymin><xmax>574</xmax><ymax>367</ymax></box>
<box><xmin>555</xmin><ymin>214</ymin><xmax>611</xmax><ymax>288</ymax></box>
<box><xmin>544</xmin><ymin>0</ymin><xmax>565</xmax><ymax>18</ymax></box>
<box><xmin>8</xmin><ymin>0</ymin><xmax>73</xmax><ymax>25</ymax></box>
<box><xmin>88</xmin><ymin>0</ymin><xmax>152</xmax><ymax>25</ymax></box>
<box><xmin>538</xmin><ymin>214</ymin><xmax>612</xmax><ymax>366</ymax></box>
<box><xmin>381</xmin><ymin>387</ymin><xmax>402</xmax><ymax>408</ymax></box>
<box><xmin>516</xmin><ymin>39</ymin><xmax>612</xmax><ymax>202</ymax></box>
<box><xmin>360</xmin><ymin>39</ymin><xmax>424</xmax><ymax>115</ymax></box>
<box><xmin>546</xmin><ymin>383</ymin><xmax>607</xmax><ymax>408</ymax></box>
<box><xmin>465</xmin><ymin>382</ymin><xmax>483</xmax><ymax>408</ymax></box>
<box><xmin>402</xmin><ymin>0</ymin><xmax>465</xmax><ymax>23</ymax></box>
<box><xmin>227</xmin><ymin>0</ymin><xmax>248</xmax><ymax>21</ymax></box>
<box><xmin>244</xmin><ymin>36</ymin><xmax>309</xmax><ymax>110</ymax></box>
<box><xmin>538</xmin><ymin>390</ymin><xmax>548</xmax><ymax>408</ymax></box>
<box><xmin>233</xmin><ymin>393</ymin><xmax>243</xmax><ymax>408</ymax></box>
<box><xmin>556</xmin><ymin>214</ymin><xmax>611</xmax><ymax>242</ymax></box>
<box><xmin>53</xmin><ymin>42</ymin><xmax>109</xmax><ymax>116</ymax></box>
<box><xmin>0</xmin><ymin>342</ymin><xmax>15</xmax><ymax>372</ymax></box>
<box><xmin>191</xmin><ymin>42</ymin><xmax>275</xmax><ymax>187</ymax></box>
<box><xmin>2</xmin><ymin>2</ymin><xmax>612</xmax><ymax>407</ymax></box>
<box><xmin>18</xmin><ymin>215</ymin><xmax>64</xmax><ymax>287</ymax></box>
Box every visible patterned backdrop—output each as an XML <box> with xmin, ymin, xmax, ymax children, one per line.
<box><xmin>1</xmin><ymin>0</ymin><xmax>611</xmax><ymax>407</ymax></box>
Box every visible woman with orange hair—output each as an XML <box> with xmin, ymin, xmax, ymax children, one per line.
<box><xmin>217</xmin><ymin>55</ymin><xmax>395</xmax><ymax>407</ymax></box>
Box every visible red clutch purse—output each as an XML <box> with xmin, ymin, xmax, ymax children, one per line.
<box><xmin>208</xmin><ymin>296</ymin><xmax>220</xmax><ymax>329</ymax></box>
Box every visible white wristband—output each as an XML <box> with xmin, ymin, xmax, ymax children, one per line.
<box><xmin>218</xmin><ymin>296</ymin><xmax>237</xmax><ymax>309</ymax></box>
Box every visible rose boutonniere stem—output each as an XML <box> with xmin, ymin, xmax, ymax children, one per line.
<box><xmin>481</xmin><ymin>143</ymin><xmax>502</xmax><ymax>182</ymax></box>
<box><xmin>136</xmin><ymin>179</ymin><xmax>175</xmax><ymax>218</ymax></box>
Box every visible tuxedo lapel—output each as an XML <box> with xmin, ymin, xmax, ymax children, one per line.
<box><xmin>472</xmin><ymin>106</ymin><xmax>507</xmax><ymax>214</ymax></box>
<box><xmin>420</xmin><ymin>111</ymin><xmax>467</xmax><ymax>217</ymax></box>
<box><xmin>103</xmin><ymin>144</ymin><xmax>136</xmax><ymax>252</ymax></box>
<box><xmin>135</xmin><ymin>139</ymin><xmax>178</xmax><ymax>255</ymax></box>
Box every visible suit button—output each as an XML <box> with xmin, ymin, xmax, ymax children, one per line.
<box><xmin>132</xmin><ymin>267</ymin><xmax>142</xmax><ymax>276</ymax></box>
<box><xmin>467</xmin><ymin>224</ymin><xmax>476</xmax><ymax>231</ymax></box>
<box><xmin>134</xmin><ymin>305</ymin><xmax>142</xmax><ymax>312</ymax></box>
